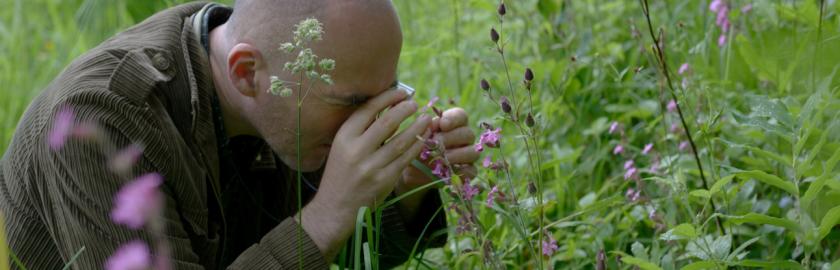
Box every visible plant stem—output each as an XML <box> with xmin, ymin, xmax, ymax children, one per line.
<box><xmin>638</xmin><ymin>0</ymin><xmax>724</xmax><ymax>235</ymax></box>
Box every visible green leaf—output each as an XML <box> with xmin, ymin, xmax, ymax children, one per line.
<box><xmin>726</xmin><ymin>213</ymin><xmax>801</xmax><ymax>232</ymax></box>
<box><xmin>817</xmin><ymin>205</ymin><xmax>840</xmax><ymax>241</ymax></box>
<box><xmin>726</xmin><ymin>237</ymin><xmax>760</xmax><ymax>262</ymax></box>
<box><xmin>736</xmin><ymin>170</ymin><xmax>797</xmax><ymax>195</ymax></box>
<box><xmin>709</xmin><ymin>175</ymin><xmax>735</xmax><ymax>196</ymax></box>
<box><xmin>631</xmin><ymin>241</ymin><xmax>647</xmax><ymax>260</ymax></box>
<box><xmin>731</xmin><ymin>259</ymin><xmax>804</xmax><ymax>269</ymax></box>
<box><xmin>680</xmin><ymin>261</ymin><xmax>718</xmax><ymax>270</ymax></box>
<box><xmin>660</xmin><ymin>223</ymin><xmax>698</xmax><ymax>241</ymax></box>
<box><xmin>802</xmin><ymin>170</ymin><xmax>834</xmax><ymax>211</ymax></box>
<box><xmin>716</xmin><ymin>139</ymin><xmax>792</xmax><ymax>167</ymax></box>
<box><xmin>689</xmin><ymin>189</ymin><xmax>711</xmax><ymax>200</ymax></box>
<box><xmin>620</xmin><ymin>255</ymin><xmax>663</xmax><ymax>270</ymax></box>
<box><xmin>711</xmin><ymin>234</ymin><xmax>732</xmax><ymax>260</ymax></box>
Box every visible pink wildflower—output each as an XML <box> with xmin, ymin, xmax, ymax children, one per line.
<box><xmin>474</xmin><ymin>128</ymin><xmax>501</xmax><ymax>152</ymax></box>
<box><xmin>462</xmin><ymin>183</ymin><xmax>479</xmax><ymax>201</ymax></box>
<box><xmin>667</xmin><ymin>99</ymin><xmax>677</xmax><ymax>113</ymax></box>
<box><xmin>105</xmin><ymin>240</ymin><xmax>151</xmax><ymax>270</ymax></box>
<box><xmin>718</xmin><ymin>34</ymin><xmax>727</xmax><ymax>46</ymax></box>
<box><xmin>431</xmin><ymin>160</ymin><xmax>450</xmax><ymax>179</ymax></box>
<box><xmin>421</xmin><ymin>96</ymin><xmax>439</xmax><ymax>113</ymax></box>
<box><xmin>608</xmin><ymin>121</ymin><xmax>620</xmax><ymax>134</ymax></box>
<box><xmin>642</xmin><ymin>143</ymin><xmax>654</xmax><ymax>155</ymax></box>
<box><xmin>111</xmin><ymin>173</ymin><xmax>164</xmax><ymax>229</ymax></box>
<box><xmin>679</xmin><ymin>141</ymin><xmax>690</xmax><ymax>151</ymax></box>
<box><xmin>48</xmin><ymin>106</ymin><xmax>75</xmax><ymax>151</ymax></box>
<box><xmin>624</xmin><ymin>160</ymin><xmax>635</xmax><ymax>170</ymax></box>
<box><xmin>486</xmin><ymin>185</ymin><xmax>499</xmax><ymax>207</ymax></box>
<box><xmin>678</xmin><ymin>63</ymin><xmax>690</xmax><ymax>75</ymax></box>
<box><xmin>420</xmin><ymin>147</ymin><xmax>432</xmax><ymax>160</ymax></box>
<box><xmin>542</xmin><ymin>235</ymin><xmax>559</xmax><ymax>257</ymax></box>
<box><xmin>482</xmin><ymin>155</ymin><xmax>492</xmax><ymax>168</ymax></box>
<box><xmin>613</xmin><ymin>144</ymin><xmax>624</xmax><ymax>155</ymax></box>
<box><xmin>624</xmin><ymin>167</ymin><xmax>638</xmax><ymax>180</ymax></box>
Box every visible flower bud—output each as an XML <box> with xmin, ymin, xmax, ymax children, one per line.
<box><xmin>497</xmin><ymin>3</ymin><xmax>506</xmax><ymax>16</ymax></box>
<box><xmin>500</xmin><ymin>96</ymin><xmax>511</xmax><ymax>114</ymax></box>
<box><xmin>527</xmin><ymin>181</ymin><xmax>537</xmax><ymax>195</ymax></box>
<box><xmin>524</xmin><ymin>68</ymin><xmax>534</xmax><ymax>81</ymax></box>
<box><xmin>490</xmin><ymin>28</ymin><xmax>500</xmax><ymax>43</ymax></box>
<box><xmin>480</xmin><ymin>79</ymin><xmax>490</xmax><ymax>91</ymax></box>
<box><xmin>525</xmin><ymin>113</ymin><xmax>535</xmax><ymax>127</ymax></box>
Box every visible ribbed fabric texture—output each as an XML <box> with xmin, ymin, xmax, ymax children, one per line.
<box><xmin>0</xmin><ymin>2</ymin><xmax>446</xmax><ymax>270</ymax></box>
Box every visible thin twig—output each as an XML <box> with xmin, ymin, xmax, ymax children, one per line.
<box><xmin>638</xmin><ymin>0</ymin><xmax>724</xmax><ymax>234</ymax></box>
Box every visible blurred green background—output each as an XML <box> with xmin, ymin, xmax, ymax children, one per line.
<box><xmin>2</xmin><ymin>0</ymin><xmax>840</xmax><ymax>269</ymax></box>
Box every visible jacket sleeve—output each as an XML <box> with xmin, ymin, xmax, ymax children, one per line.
<box><xmin>35</xmin><ymin>97</ymin><xmax>328</xmax><ymax>270</ymax></box>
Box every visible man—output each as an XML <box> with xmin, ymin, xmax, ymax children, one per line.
<box><xmin>0</xmin><ymin>0</ymin><xmax>478</xmax><ymax>269</ymax></box>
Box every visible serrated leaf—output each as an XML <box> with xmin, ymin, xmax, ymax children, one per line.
<box><xmin>660</xmin><ymin>223</ymin><xmax>697</xmax><ymax>241</ymax></box>
<box><xmin>736</xmin><ymin>170</ymin><xmax>797</xmax><ymax>195</ymax></box>
<box><xmin>680</xmin><ymin>261</ymin><xmax>718</xmax><ymax>270</ymax></box>
<box><xmin>817</xmin><ymin>205</ymin><xmax>840</xmax><ymax>241</ymax></box>
<box><xmin>731</xmin><ymin>259</ymin><xmax>804</xmax><ymax>269</ymax></box>
<box><xmin>726</xmin><ymin>213</ymin><xmax>801</xmax><ymax>232</ymax></box>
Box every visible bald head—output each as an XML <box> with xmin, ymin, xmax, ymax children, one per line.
<box><xmin>226</xmin><ymin>0</ymin><xmax>402</xmax><ymax>69</ymax></box>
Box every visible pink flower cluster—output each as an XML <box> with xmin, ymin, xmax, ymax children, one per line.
<box><xmin>542</xmin><ymin>234</ymin><xmax>559</xmax><ymax>257</ymax></box>
<box><xmin>709</xmin><ymin>0</ymin><xmax>730</xmax><ymax>46</ymax></box>
<box><xmin>474</xmin><ymin>127</ymin><xmax>501</xmax><ymax>152</ymax></box>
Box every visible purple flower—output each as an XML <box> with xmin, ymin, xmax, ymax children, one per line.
<box><xmin>462</xmin><ymin>183</ymin><xmax>479</xmax><ymax>201</ymax></box>
<box><xmin>48</xmin><ymin>106</ymin><xmax>75</xmax><ymax>151</ymax></box>
<box><xmin>624</xmin><ymin>160</ymin><xmax>635</xmax><ymax>170</ymax></box>
<box><xmin>490</xmin><ymin>27</ymin><xmax>500</xmax><ymax>43</ymax></box>
<box><xmin>667</xmin><ymin>99</ymin><xmax>677</xmax><ymax>113</ymax></box>
<box><xmin>678</xmin><ymin>63</ymin><xmax>690</xmax><ymax>75</ymax></box>
<box><xmin>109</xmin><ymin>144</ymin><xmax>144</xmax><ymax>174</ymax></box>
<box><xmin>679</xmin><ymin>140</ymin><xmax>690</xmax><ymax>151</ymax></box>
<box><xmin>642</xmin><ymin>143</ymin><xmax>654</xmax><ymax>155</ymax></box>
<box><xmin>480</xmin><ymin>79</ymin><xmax>490</xmax><ymax>91</ymax></box>
<box><xmin>608</xmin><ymin>121</ymin><xmax>620</xmax><ymax>134</ymax></box>
<box><xmin>670</xmin><ymin>123</ymin><xmax>681</xmax><ymax>134</ymax></box>
<box><xmin>709</xmin><ymin>0</ymin><xmax>723</xmax><ymax>11</ymax></box>
<box><xmin>625</xmin><ymin>188</ymin><xmax>641</xmax><ymax>202</ymax></box>
<box><xmin>541</xmin><ymin>235</ymin><xmax>559</xmax><ymax>257</ymax></box>
<box><xmin>111</xmin><ymin>173</ymin><xmax>164</xmax><ymax>229</ymax></box>
<box><xmin>105</xmin><ymin>240</ymin><xmax>150</xmax><ymax>270</ymax></box>
<box><xmin>613</xmin><ymin>145</ymin><xmax>624</xmax><ymax>155</ymax></box>
<box><xmin>420</xmin><ymin>147</ymin><xmax>432</xmax><ymax>160</ymax></box>
<box><xmin>431</xmin><ymin>160</ymin><xmax>450</xmax><ymax>179</ymax></box>
<box><xmin>624</xmin><ymin>167</ymin><xmax>638</xmax><ymax>180</ymax></box>
<box><xmin>718</xmin><ymin>34</ymin><xmax>727</xmax><ymax>46</ymax></box>
<box><xmin>486</xmin><ymin>185</ymin><xmax>499</xmax><ymax>207</ymax></box>
<box><xmin>475</xmin><ymin>128</ymin><xmax>502</xmax><ymax>152</ymax></box>
<box><xmin>482</xmin><ymin>155</ymin><xmax>492</xmax><ymax>168</ymax></box>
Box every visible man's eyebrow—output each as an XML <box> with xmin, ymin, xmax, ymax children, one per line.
<box><xmin>332</xmin><ymin>80</ymin><xmax>399</xmax><ymax>105</ymax></box>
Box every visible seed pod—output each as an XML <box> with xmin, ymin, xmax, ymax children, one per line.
<box><xmin>480</xmin><ymin>79</ymin><xmax>490</xmax><ymax>91</ymax></box>
<box><xmin>525</xmin><ymin>113</ymin><xmax>535</xmax><ymax>127</ymax></box>
<box><xmin>527</xmin><ymin>181</ymin><xmax>537</xmax><ymax>195</ymax></box>
<box><xmin>490</xmin><ymin>28</ymin><xmax>500</xmax><ymax>43</ymax></box>
<box><xmin>524</xmin><ymin>68</ymin><xmax>534</xmax><ymax>81</ymax></box>
<box><xmin>500</xmin><ymin>96</ymin><xmax>511</xmax><ymax>114</ymax></box>
<box><xmin>497</xmin><ymin>3</ymin><xmax>506</xmax><ymax>16</ymax></box>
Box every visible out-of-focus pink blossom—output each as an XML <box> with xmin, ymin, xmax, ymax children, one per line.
<box><xmin>679</xmin><ymin>141</ymin><xmax>690</xmax><ymax>151</ymax></box>
<box><xmin>111</xmin><ymin>173</ymin><xmax>164</xmax><ymax>229</ymax></box>
<box><xmin>431</xmin><ymin>160</ymin><xmax>450</xmax><ymax>179</ymax></box>
<box><xmin>542</xmin><ymin>235</ymin><xmax>559</xmax><ymax>257</ymax></box>
<box><xmin>613</xmin><ymin>145</ymin><xmax>624</xmax><ymax>155</ymax></box>
<box><xmin>105</xmin><ymin>240</ymin><xmax>151</xmax><ymax>270</ymax></box>
<box><xmin>642</xmin><ymin>143</ymin><xmax>654</xmax><ymax>155</ymax></box>
<box><xmin>609</xmin><ymin>121</ymin><xmax>620</xmax><ymax>134</ymax></box>
<box><xmin>667</xmin><ymin>99</ymin><xmax>677</xmax><ymax>113</ymax></box>
<box><xmin>678</xmin><ymin>63</ymin><xmax>690</xmax><ymax>75</ymax></box>
<box><xmin>718</xmin><ymin>34</ymin><xmax>727</xmax><ymax>46</ymax></box>
<box><xmin>624</xmin><ymin>160</ymin><xmax>635</xmax><ymax>170</ymax></box>
<box><xmin>486</xmin><ymin>185</ymin><xmax>499</xmax><ymax>207</ymax></box>
<box><xmin>48</xmin><ymin>106</ymin><xmax>75</xmax><ymax>151</ymax></box>
<box><xmin>624</xmin><ymin>167</ymin><xmax>638</xmax><ymax>180</ymax></box>
<box><xmin>462</xmin><ymin>183</ymin><xmax>479</xmax><ymax>201</ymax></box>
<box><xmin>482</xmin><ymin>155</ymin><xmax>492</xmax><ymax>168</ymax></box>
<box><xmin>420</xmin><ymin>147</ymin><xmax>432</xmax><ymax>160</ymax></box>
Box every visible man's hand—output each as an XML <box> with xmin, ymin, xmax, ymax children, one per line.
<box><xmin>396</xmin><ymin>107</ymin><xmax>479</xmax><ymax>222</ymax></box>
<box><xmin>298</xmin><ymin>89</ymin><xmax>431</xmax><ymax>261</ymax></box>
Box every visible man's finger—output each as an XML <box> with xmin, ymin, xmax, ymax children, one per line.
<box><xmin>341</xmin><ymin>88</ymin><xmax>409</xmax><ymax>136</ymax></box>
<box><xmin>444</xmin><ymin>145</ymin><xmax>480</xmax><ymax>164</ymax></box>
<box><xmin>454</xmin><ymin>164</ymin><xmax>477</xmax><ymax>180</ymax></box>
<box><xmin>359</xmin><ymin>100</ymin><xmax>419</xmax><ymax>149</ymax></box>
<box><xmin>439</xmin><ymin>108</ymin><xmax>468</xmax><ymax>132</ymax></box>
<box><xmin>383</xmin><ymin>131</ymin><xmax>428</xmax><ymax>177</ymax></box>
<box><xmin>437</xmin><ymin>126</ymin><xmax>475</xmax><ymax>148</ymax></box>
<box><xmin>373</xmin><ymin>115</ymin><xmax>431</xmax><ymax>166</ymax></box>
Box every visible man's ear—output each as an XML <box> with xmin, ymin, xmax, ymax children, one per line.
<box><xmin>227</xmin><ymin>43</ymin><xmax>264</xmax><ymax>97</ymax></box>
